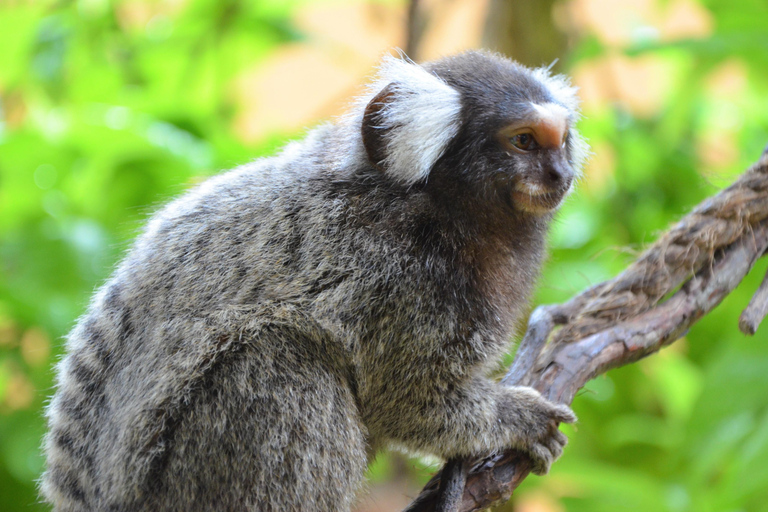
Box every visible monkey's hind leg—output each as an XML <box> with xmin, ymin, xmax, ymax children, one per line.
<box><xmin>141</xmin><ymin>325</ymin><xmax>368</xmax><ymax>512</ymax></box>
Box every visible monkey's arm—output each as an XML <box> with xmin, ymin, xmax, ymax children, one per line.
<box><xmin>358</xmin><ymin>355</ymin><xmax>575</xmax><ymax>474</ymax></box>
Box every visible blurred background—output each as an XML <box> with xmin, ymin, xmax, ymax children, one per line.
<box><xmin>1</xmin><ymin>0</ymin><xmax>768</xmax><ymax>511</ymax></box>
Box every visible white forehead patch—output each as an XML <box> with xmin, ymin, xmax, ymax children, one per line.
<box><xmin>530</xmin><ymin>102</ymin><xmax>570</xmax><ymax>147</ymax></box>
<box><xmin>531</xmin><ymin>103</ymin><xmax>569</xmax><ymax>125</ymax></box>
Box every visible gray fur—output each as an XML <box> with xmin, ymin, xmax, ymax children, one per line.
<box><xmin>42</xmin><ymin>50</ymin><xmax>582</xmax><ymax>512</ymax></box>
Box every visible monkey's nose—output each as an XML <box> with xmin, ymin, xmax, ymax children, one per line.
<box><xmin>546</xmin><ymin>168</ymin><xmax>563</xmax><ymax>186</ymax></box>
<box><xmin>544</xmin><ymin>164</ymin><xmax>573</xmax><ymax>190</ymax></box>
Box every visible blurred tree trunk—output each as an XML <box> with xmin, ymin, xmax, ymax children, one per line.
<box><xmin>406</xmin><ymin>0</ymin><xmax>425</xmax><ymax>60</ymax></box>
<box><xmin>482</xmin><ymin>0</ymin><xmax>567</xmax><ymax>68</ymax></box>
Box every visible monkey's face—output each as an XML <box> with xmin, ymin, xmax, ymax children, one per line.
<box><xmin>419</xmin><ymin>52</ymin><xmax>586</xmax><ymax>217</ymax></box>
<box><xmin>358</xmin><ymin>51</ymin><xmax>587</xmax><ymax>217</ymax></box>
<box><xmin>494</xmin><ymin>102</ymin><xmax>575</xmax><ymax>215</ymax></box>
<box><xmin>429</xmin><ymin>93</ymin><xmax>580</xmax><ymax>218</ymax></box>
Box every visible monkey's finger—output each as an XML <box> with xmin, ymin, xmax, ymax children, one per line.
<box><xmin>548</xmin><ymin>403</ymin><xmax>577</xmax><ymax>424</ymax></box>
<box><xmin>555</xmin><ymin>428</ymin><xmax>569</xmax><ymax>447</ymax></box>
<box><xmin>543</xmin><ymin>435</ymin><xmax>564</xmax><ymax>461</ymax></box>
<box><xmin>527</xmin><ymin>443</ymin><xmax>553</xmax><ymax>476</ymax></box>
<box><xmin>547</xmin><ymin>424</ymin><xmax>569</xmax><ymax>448</ymax></box>
<box><xmin>544</xmin><ymin>426</ymin><xmax>567</xmax><ymax>452</ymax></box>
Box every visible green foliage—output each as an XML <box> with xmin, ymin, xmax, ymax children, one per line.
<box><xmin>1</xmin><ymin>1</ymin><xmax>767</xmax><ymax>511</ymax></box>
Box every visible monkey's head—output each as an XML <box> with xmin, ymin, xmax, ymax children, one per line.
<box><xmin>359</xmin><ymin>51</ymin><xmax>588</xmax><ymax>216</ymax></box>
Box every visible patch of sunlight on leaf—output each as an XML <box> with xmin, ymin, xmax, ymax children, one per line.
<box><xmin>33</xmin><ymin>164</ymin><xmax>57</xmax><ymax>190</ymax></box>
<box><xmin>408</xmin><ymin>454</ymin><xmax>442</xmax><ymax>485</ymax></box>
<box><xmin>46</xmin><ymin>294</ymin><xmax>81</xmax><ymax>336</ymax></box>
<box><xmin>41</xmin><ymin>190</ymin><xmax>68</xmax><ymax>219</ymax></box>
<box><xmin>551</xmin><ymin>208</ymin><xmax>598</xmax><ymax>249</ymax></box>
<box><xmin>581</xmin><ymin>375</ymin><xmax>615</xmax><ymax>402</ymax></box>
<box><xmin>366</xmin><ymin>452</ymin><xmax>394</xmax><ymax>483</ymax></box>
<box><xmin>643</xmin><ymin>350</ymin><xmax>704</xmax><ymax>422</ymax></box>
<box><xmin>66</xmin><ymin>219</ymin><xmax>107</xmax><ymax>256</ymax></box>
<box><xmin>145</xmin><ymin>120</ymin><xmax>213</xmax><ymax>169</ymax></box>
<box><xmin>30</xmin><ymin>106</ymin><xmax>69</xmax><ymax>141</ymax></box>
<box><xmin>76</xmin><ymin>0</ymin><xmax>109</xmax><ymax>18</ymax></box>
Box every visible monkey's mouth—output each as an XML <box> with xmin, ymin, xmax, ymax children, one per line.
<box><xmin>511</xmin><ymin>185</ymin><xmax>567</xmax><ymax>214</ymax></box>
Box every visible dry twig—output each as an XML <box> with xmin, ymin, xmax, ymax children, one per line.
<box><xmin>405</xmin><ymin>151</ymin><xmax>768</xmax><ymax>512</ymax></box>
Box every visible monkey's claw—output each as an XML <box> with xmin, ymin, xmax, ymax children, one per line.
<box><xmin>528</xmin><ymin>420</ymin><xmax>571</xmax><ymax>475</ymax></box>
<box><xmin>500</xmin><ymin>386</ymin><xmax>576</xmax><ymax>475</ymax></box>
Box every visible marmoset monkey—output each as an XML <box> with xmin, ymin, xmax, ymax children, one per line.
<box><xmin>42</xmin><ymin>50</ymin><xmax>587</xmax><ymax>511</ymax></box>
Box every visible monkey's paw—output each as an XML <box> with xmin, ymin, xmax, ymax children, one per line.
<box><xmin>498</xmin><ymin>386</ymin><xmax>577</xmax><ymax>475</ymax></box>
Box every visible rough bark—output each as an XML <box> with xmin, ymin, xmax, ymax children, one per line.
<box><xmin>405</xmin><ymin>151</ymin><xmax>768</xmax><ymax>512</ymax></box>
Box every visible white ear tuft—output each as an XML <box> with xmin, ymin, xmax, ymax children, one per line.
<box><xmin>360</xmin><ymin>56</ymin><xmax>462</xmax><ymax>185</ymax></box>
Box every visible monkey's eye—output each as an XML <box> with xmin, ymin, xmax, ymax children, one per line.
<box><xmin>509</xmin><ymin>133</ymin><xmax>538</xmax><ymax>152</ymax></box>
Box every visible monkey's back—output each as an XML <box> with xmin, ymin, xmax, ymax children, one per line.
<box><xmin>41</xmin><ymin>128</ymin><xmax>371</xmax><ymax>511</ymax></box>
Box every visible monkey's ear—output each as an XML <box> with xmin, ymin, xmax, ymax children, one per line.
<box><xmin>361</xmin><ymin>83</ymin><xmax>396</xmax><ymax>172</ymax></box>
<box><xmin>360</xmin><ymin>59</ymin><xmax>462</xmax><ymax>185</ymax></box>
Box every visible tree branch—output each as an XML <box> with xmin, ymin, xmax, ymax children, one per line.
<box><xmin>405</xmin><ymin>151</ymin><xmax>768</xmax><ymax>512</ymax></box>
